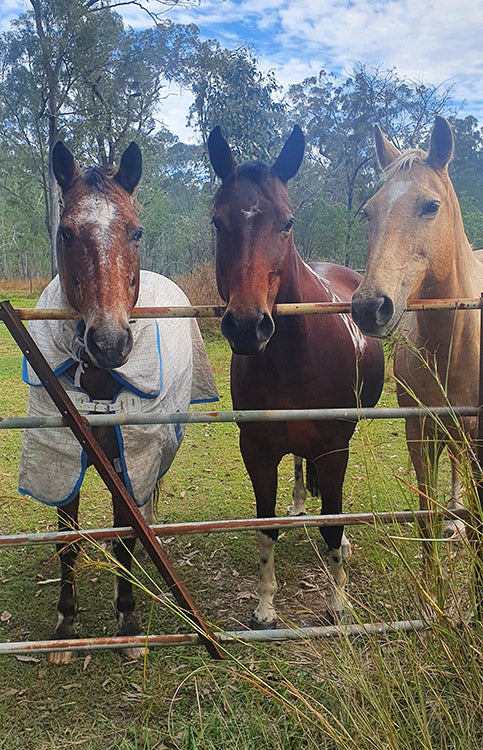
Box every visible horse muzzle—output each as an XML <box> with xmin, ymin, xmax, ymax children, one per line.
<box><xmin>351</xmin><ymin>291</ymin><xmax>396</xmax><ymax>338</ymax></box>
<box><xmin>85</xmin><ymin>322</ymin><xmax>133</xmax><ymax>369</ymax></box>
<box><xmin>221</xmin><ymin>309</ymin><xmax>275</xmax><ymax>355</ymax></box>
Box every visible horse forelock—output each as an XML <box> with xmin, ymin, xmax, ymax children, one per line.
<box><xmin>215</xmin><ymin>160</ymin><xmax>291</xmax><ymax>217</ymax></box>
<box><xmin>381</xmin><ymin>149</ymin><xmax>427</xmax><ymax>182</ymax></box>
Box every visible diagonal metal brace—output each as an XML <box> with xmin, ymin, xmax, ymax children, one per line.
<box><xmin>0</xmin><ymin>300</ymin><xmax>224</xmax><ymax>659</ymax></box>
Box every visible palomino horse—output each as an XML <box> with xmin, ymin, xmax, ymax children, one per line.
<box><xmin>19</xmin><ymin>142</ymin><xmax>217</xmax><ymax>661</ymax></box>
<box><xmin>208</xmin><ymin>125</ymin><xmax>385</xmax><ymax>627</ymax></box>
<box><xmin>351</xmin><ymin>116</ymin><xmax>482</xmax><ymax>553</ymax></box>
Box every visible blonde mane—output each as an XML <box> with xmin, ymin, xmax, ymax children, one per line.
<box><xmin>382</xmin><ymin>148</ymin><xmax>427</xmax><ymax>181</ymax></box>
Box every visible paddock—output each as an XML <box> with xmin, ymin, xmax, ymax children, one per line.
<box><xmin>0</xmin><ymin>296</ymin><xmax>482</xmax><ymax>658</ymax></box>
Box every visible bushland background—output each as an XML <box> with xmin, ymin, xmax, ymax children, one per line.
<box><xmin>1</xmin><ymin>0</ymin><xmax>482</xmax><ymax>286</ymax></box>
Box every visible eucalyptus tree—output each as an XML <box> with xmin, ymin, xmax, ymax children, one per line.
<box><xmin>288</xmin><ymin>65</ymin><xmax>453</xmax><ymax>265</ymax></box>
<box><xmin>448</xmin><ymin>115</ymin><xmax>483</xmax><ymax>249</ymax></box>
<box><xmin>0</xmin><ymin>0</ymin><xmax>199</xmax><ymax>276</ymax></box>
<box><xmin>187</xmin><ymin>41</ymin><xmax>286</xmax><ymax>164</ymax></box>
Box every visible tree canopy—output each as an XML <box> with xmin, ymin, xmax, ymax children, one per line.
<box><xmin>0</xmin><ymin>2</ymin><xmax>482</xmax><ymax>280</ymax></box>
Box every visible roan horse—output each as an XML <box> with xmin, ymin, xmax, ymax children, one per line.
<box><xmin>208</xmin><ymin>125</ymin><xmax>385</xmax><ymax>627</ymax></box>
<box><xmin>20</xmin><ymin>142</ymin><xmax>217</xmax><ymax>661</ymax></box>
<box><xmin>351</xmin><ymin>116</ymin><xmax>482</xmax><ymax>558</ymax></box>
<box><xmin>48</xmin><ymin>141</ymin><xmax>142</xmax><ymax>661</ymax></box>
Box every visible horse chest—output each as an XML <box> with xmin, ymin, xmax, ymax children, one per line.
<box><xmin>395</xmin><ymin>311</ymin><xmax>480</xmax><ymax>408</ymax></box>
<box><xmin>231</xmin><ymin>341</ymin><xmax>358</xmax><ymax>412</ymax></box>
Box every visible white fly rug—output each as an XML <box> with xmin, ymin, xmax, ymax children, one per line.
<box><xmin>19</xmin><ymin>270</ymin><xmax>219</xmax><ymax>507</ymax></box>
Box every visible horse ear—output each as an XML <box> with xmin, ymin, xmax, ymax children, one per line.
<box><xmin>374</xmin><ymin>125</ymin><xmax>400</xmax><ymax>169</ymax></box>
<box><xmin>208</xmin><ymin>126</ymin><xmax>236</xmax><ymax>181</ymax></box>
<box><xmin>272</xmin><ymin>126</ymin><xmax>305</xmax><ymax>183</ymax></box>
<box><xmin>114</xmin><ymin>142</ymin><xmax>142</xmax><ymax>194</ymax></box>
<box><xmin>52</xmin><ymin>142</ymin><xmax>78</xmax><ymax>191</ymax></box>
<box><xmin>427</xmin><ymin>116</ymin><xmax>454</xmax><ymax>171</ymax></box>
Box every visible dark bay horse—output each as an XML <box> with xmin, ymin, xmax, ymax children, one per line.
<box><xmin>208</xmin><ymin>126</ymin><xmax>385</xmax><ymax>627</ymax></box>
<box><xmin>351</xmin><ymin>116</ymin><xmax>483</xmax><ymax>560</ymax></box>
<box><xmin>20</xmin><ymin>142</ymin><xmax>217</xmax><ymax>661</ymax></box>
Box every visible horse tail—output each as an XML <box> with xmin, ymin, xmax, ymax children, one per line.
<box><xmin>141</xmin><ymin>479</ymin><xmax>162</xmax><ymax>526</ymax></box>
<box><xmin>305</xmin><ymin>459</ymin><xmax>319</xmax><ymax>497</ymax></box>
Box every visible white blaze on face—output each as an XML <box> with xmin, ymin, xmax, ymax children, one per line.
<box><xmin>241</xmin><ymin>203</ymin><xmax>262</xmax><ymax>220</ymax></box>
<box><xmin>75</xmin><ymin>195</ymin><xmax>119</xmax><ymax>326</ymax></box>
<box><xmin>77</xmin><ymin>195</ymin><xmax>117</xmax><ymax>260</ymax></box>
<box><xmin>386</xmin><ymin>178</ymin><xmax>411</xmax><ymax>210</ymax></box>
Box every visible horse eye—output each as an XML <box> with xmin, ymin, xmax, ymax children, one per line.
<box><xmin>131</xmin><ymin>228</ymin><xmax>143</xmax><ymax>242</ymax></box>
<box><xmin>421</xmin><ymin>200</ymin><xmax>440</xmax><ymax>216</ymax></box>
<box><xmin>58</xmin><ymin>226</ymin><xmax>73</xmax><ymax>242</ymax></box>
<box><xmin>281</xmin><ymin>218</ymin><xmax>294</xmax><ymax>233</ymax></box>
<box><xmin>211</xmin><ymin>217</ymin><xmax>222</xmax><ymax>231</ymax></box>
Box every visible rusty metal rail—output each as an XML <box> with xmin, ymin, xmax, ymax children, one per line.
<box><xmin>0</xmin><ymin>405</ymin><xmax>479</xmax><ymax>430</ymax></box>
<box><xmin>0</xmin><ymin>619</ymin><xmax>427</xmax><ymax>656</ymax></box>
<box><xmin>0</xmin><ymin>509</ymin><xmax>472</xmax><ymax>549</ymax></box>
<box><xmin>11</xmin><ymin>296</ymin><xmax>483</xmax><ymax>320</ymax></box>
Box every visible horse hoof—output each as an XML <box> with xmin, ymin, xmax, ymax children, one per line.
<box><xmin>249</xmin><ymin>615</ymin><xmax>277</xmax><ymax>631</ymax></box>
<box><xmin>47</xmin><ymin>649</ymin><xmax>76</xmax><ymax>665</ymax></box>
<box><xmin>442</xmin><ymin>520</ymin><xmax>466</xmax><ymax>541</ymax></box>
<box><xmin>121</xmin><ymin>645</ymin><xmax>148</xmax><ymax>660</ymax></box>
<box><xmin>322</xmin><ymin>608</ymin><xmax>352</xmax><ymax>626</ymax></box>
<box><xmin>287</xmin><ymin>506</ymin><xmax>306</xmax><ymax>518</ymax></box>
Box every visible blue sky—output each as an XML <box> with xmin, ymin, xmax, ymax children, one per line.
<box><xmin>2</xmin><ymin>1</ymin><xmax>482</xmax><ymax>141</ymax></box>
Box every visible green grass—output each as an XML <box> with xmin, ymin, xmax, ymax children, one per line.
<box><xmin>0</xmin><ymin>293</ymin><xmax>482</xmax><ymax>749</ymax></box>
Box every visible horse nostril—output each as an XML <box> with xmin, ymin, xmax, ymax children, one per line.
<box><xmin>221</xmin><ymin>309</ymin><xmax>274</xmax><ymax>354</ymax></box>
<box><xmin>351</xmin><ymin>293</ymin><xmax>394</xmax><ymax>335</ymax></box>
<box><xmin>256</xmin><ymin>312</ymin><xmax>275</xmax><ymax>343</ymax></box>
<box><xmin>85</xmin><ymin>324</ymin><xmax>133</xmax><ymax>369</ymax></box>
<box><xmin>220</xmin><ymin>310</ymin><xmax>237</xmax><ymax>341</ymax></box>
<box><xmin>374</xmin><ymin>294</ymin><xmax>394</xmax><ymax>326</ymax></box>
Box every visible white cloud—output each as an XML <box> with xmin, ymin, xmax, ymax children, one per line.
<box><xmin>155</xmin><ymin>84</ymin><xmax>197</xmax><ymax>143</ymax></box>
<box><xmin>2</xmin><ymin>0</ymin><xmax>482</xmax><ymax>133</ymax></box>
<box><xmin>0</xmin><ymin>0</ymin><xmax>27</xmax><ymax>31</ymax></box>
<box><xmin>276</xmin><ymin>0</ymin><xmax>483</xmax><ymax>84</ymax></box>
<box><xmin>165</xmin><ymin>0</ymin><xmax>483</xmax><ymax>121</ymax></box>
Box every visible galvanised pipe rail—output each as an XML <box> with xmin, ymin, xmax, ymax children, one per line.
<box><xmin>0</xmin><ymin>405</ymin><xmax>478</xmax><ymax>430</ymax></box>
<box><xmin>0</xmin><ymin>619</ymin><xmax>427</xmax><ymax>655</ymax></box>
<box><xmin>11</xmin><ymin>297</ymin><xmax>483</xmax><ymax>320</ymax></box>
<box><xmin>0</xmin><ymin>509</ymin><xmax>472</xmax><ymax>548</ymax></box>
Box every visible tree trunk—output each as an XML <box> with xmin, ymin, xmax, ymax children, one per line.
<box><xmin>49</xmin><ymin>166</ymin><xmax>60</xmax><ymax>277</ymax></box>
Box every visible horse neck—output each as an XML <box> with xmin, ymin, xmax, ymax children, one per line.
<box><xmin>277</xmin><ymin>242</ymin><xmax>325</xmax><ymax>304</ymax></box>
<box><xmin>415</xmin><ymin>185</ymin><xmax>482</xmax><ymax>356</ymax></box>
<box><xmin>421</xmin><ymin>184</ymin><xmax>478</xmax><ymax>302</ymax></box>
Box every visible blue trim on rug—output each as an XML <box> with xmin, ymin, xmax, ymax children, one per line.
<box><xmin>22</xmin><ymin>356</ymin><xmax>77</xmax><ymax>386</ymax></box>
<box><xmin>109</xmin><ymin>321</ymin><xmax>162</xmax><ymax>398</ymax></box>
<box><xmin>114</xmin><ymin>425</ymin><xmax>151</xmax><ymax>508</ymax></box>
<box><xmin>18</xmin><ymin>451</ymin><xmax>88</xmax><ymax>507</ymax></box>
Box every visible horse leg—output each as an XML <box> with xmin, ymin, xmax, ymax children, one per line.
<box><xmin>288</xmin><ymin>455</ymin><xmax>307</xmax><ymax>516</ymax></box>
<box><xmin>47</xmin><ymin>494</ymin><xmax>80</xmax><ymax>664</ymax></box>
<box><xmin>443</xmin><ymin>448</ymin><xmax>467</xmax><ymax>540</ymax></box>
<box><xmin>314</xmin><ymin>447</ymin><xmax>350</xmax><ymax>623</ymax></box>
<box><xmin>112</xmin><ymin>496</ymin><xmax>145</xmax><ymax>659</ymax></box>
<box><xmin>406</xmin><ymin>419</ymin><xmax>444</xmax><ymax>580</ymax></box>
<box><xmin>290</xmin><ymin>456</ymin><xmax>350</xmax><ymax>558</ymax></box>
<box><xmin>241</xmin><ymin>434</ymin><xmax>279</xmax><ymax>629</ymax></box>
